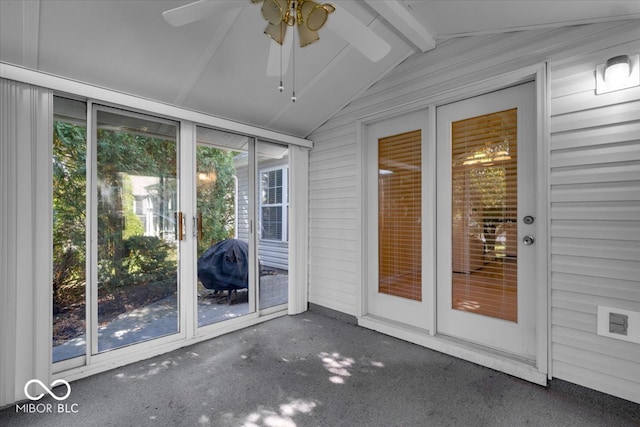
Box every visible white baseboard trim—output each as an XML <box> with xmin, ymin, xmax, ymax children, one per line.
<box><xmin>358</xmin><ymin>314</ymin><xmax>548</xmax><ymax>386</ymax></box>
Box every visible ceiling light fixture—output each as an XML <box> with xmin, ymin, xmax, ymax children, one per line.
<box><xmin>254</xmin><ymin>0</ymin><xmax>335</xmax><ymax>102</ymax></box>
<box><xmin>259</xmin><ymin>0</ymin><xmax>335</xmax><ymax>47</ymax></box>
<box><xmin>596</xmin><ymin>53</ymin><xmax>640</xmax><ymax>95</ymax></box>
<box><xmin>162</xmin><ymin>0</ymin><xmax>392</xmax><ymax>104</ymax></box>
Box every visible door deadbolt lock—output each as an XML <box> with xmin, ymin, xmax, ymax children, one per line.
<box><xmin>523</xmin><ymin>215</ymin><xmax>535</xmax><ymax>225</ymax></box>
<box><xmin>523</xmin><ymin>235</ymin><xmax>535</xmax><ymax>245</ymax></box>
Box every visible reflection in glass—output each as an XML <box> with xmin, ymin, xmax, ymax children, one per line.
<box><xmin>96</xmin><ymin>109</ymin><xmax>179</xmax><ymax>352</ymax></box>
<box><xmin>258</xmin><ymin>141</ymin><xmax>289</xmax><ymax>310</ymax></box>
<box><xmin>196</xmin><ymin>128</ymin><xmax>252</xmax><ymax>326</ymax></box>
<box><xmin>52</xmin><ymin>97</ymin><xmax>87</xmax><ymax>362</ymax></box>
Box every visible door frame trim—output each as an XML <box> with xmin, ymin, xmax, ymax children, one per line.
<box><xmin>356</xmin><ymin>62</ymin><xmax>549</xmax><ymax>383</ymax></box>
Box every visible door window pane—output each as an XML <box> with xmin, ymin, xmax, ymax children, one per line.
<box><xmin>258</xmin><ymin>142</ymin><xmax>289</xmax><ymax>310</ymax></box>
<box><xmin>451</xmin><ymin>109</ymin><xmax>517</xmax><ymax>322</ymax></box>
<box><xmin>52</xmin><ymin>97</ymin><xmax>87</xmax><ymax>362</ymax></box>
<box><xmin>96</xmin><ymin>109</ymin><xmax>179</xmax><ymax>352</ymax></box>
<box><xmin>378</xmin><ymin>130</ymin><xmax>422</xmax><ymax>301</ymax></box>
<box><xmin>196</xmin><ymin>128</ymin><xmax>252</xmax><ymax>326</ymax></box>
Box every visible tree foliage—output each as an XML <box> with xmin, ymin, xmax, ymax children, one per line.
<box><xmin>96</xmin><ymin>127</ymin><xmax>178</xmax><ymax>290</ymax></box>
<box><xmin>53</xmin><ymin>121</ymin><xmax>238</xmax><ymax>315</ymax></box>
<box><xmin>53</xmin><ymin>121</ymin><xmax>87</xmax><ymax>314</ymax></box>
<box><xmin>196</xmin><ymin>145</ymin><xmax>238</xmax><ymax>255</ymax></box>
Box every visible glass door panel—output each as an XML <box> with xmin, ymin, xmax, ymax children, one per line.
<box><xmin>378</xmin><ymin>130</ymin><xmax>422</xmax><ymax>301</ymax></box>
<box><xmin>366</xmin><ymin>109</ymin><xmax>429</xmax><ymax>327</ymax></box>
<box><xmin>52</xmin><ymin>96</ymin><xmax>88</xmax><ymax>363</ymax></box>
<box><xmin>257</xmin><ymin>141</ymin><xmax>289</xmax><ymax>310</ymax></box>
<box><xmin>436</xmin><ymin>82</ymin><xmax>536</xmax><ymax>358</ymax></box>
<box><xmin>451</xmin><ymin>109</ymin><xmax>518</xmax><ymax>322</ymax></box>
<box><xmin>95</xmin><ymin>108</ymin><xmax>179</xmax><ymax>353</ymax></box>
<box><xmin>196</xmin><ymin>128</ymin><xmax>253</xmax><ymax>327</ymax></box>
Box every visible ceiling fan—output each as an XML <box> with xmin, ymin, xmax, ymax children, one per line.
<box><xmin>162</xmin><ymin>0</ymin><xmax>391</xmax><ymax>78</ymax></box>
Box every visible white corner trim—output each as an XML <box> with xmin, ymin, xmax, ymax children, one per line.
<box><xmin>288</xmin><ymin>146</ymin><xmax>310</xmax><ymax>315</ymax></box>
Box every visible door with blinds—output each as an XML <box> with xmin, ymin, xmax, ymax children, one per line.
<box><xmin>366</xmin><ymin>109</ymin><xmax>429</xmax><ymax>327</ymax></box>
<box><xmin>436</xmin><ymin>82</ymin><xmax>537</xmax><ymax>359</ymax></box>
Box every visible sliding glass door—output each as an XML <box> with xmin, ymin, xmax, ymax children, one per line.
<box><xmin>196</xmin><ymin>128</ymin><xmax>254</xmax><ymax>327</ymax></box>
<box><xmin>52</xmin><ymin>98</ymin><xmax>292</xmax><ymax>370</ymax></box>
<box><xmin>257</xmin><ymin>141</ymin><xmax>289</xmax><ymax>311</ymax></box>
<box><xmin>52</xmin><ymin>97</ymin><xmax>88</xmax><ymax>362</ymax></box>
<box><xmin>94</xmin><ymin>107</ymin><xmax>180</xmax><ymax>353</ymax></box>
<box><xmin>52</xmin><ymin>101</ymin><xmax>182</xmax><ymax>362</ymax></box>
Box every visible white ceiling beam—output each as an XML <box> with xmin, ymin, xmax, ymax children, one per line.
<box><xmin>364</xmin><ymin>0</ymin><xmax>436</xmax><ymax>52</ymax></box>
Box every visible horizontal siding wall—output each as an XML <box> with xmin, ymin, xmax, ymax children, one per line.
<box><xmin>309</xmin><ymin>21</ymin><xmax>639</xmax><ymax>316</ymax></box>
<box><xmin>259</xmin><ymin>241</ymin><xmax>288</xmax><ymax>271</ymax></box>
<box><xmin>236</xmin><ymin>157</ymin><xmax>291</xmax><ymax>271</ymax></box>
<box><xmin>307</xmin><ymin>20</ymin><xmax>640</xmax><ymax>403</ymax></box>
<box><xmin>308</xmin><ymin>125</ymin><xmax>360</xmax><ymax>314</ymax></box>
<box><xmin>549</xmin><ymin>34</ymin><xmax>640</xmax><ymax>403</ymax></box>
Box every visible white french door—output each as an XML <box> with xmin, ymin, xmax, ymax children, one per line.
<box><xmin>366</xmin><ymin>109</ymin><xmax>430</xmax><ymax>327</ymax></box>
<box><xmin>436</xmin><ymin>82</ymin><xmax>537</xmax><ymax>359</ymax></box>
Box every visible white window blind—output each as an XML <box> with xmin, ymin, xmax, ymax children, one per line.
<box><xmin>378</xmin><ymin>130</ymin><xmax>422</xmax><ymax>301</ymax></box>
<box><xmin>451</xmin><ymin>109</ymin><xmax>518</xmax><ymax>322</ymax></box>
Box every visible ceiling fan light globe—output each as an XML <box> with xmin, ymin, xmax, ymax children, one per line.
<box><xmin>300</xmin><ymin>1</ymin><xmax>334</xmax><ymax>31</ymax></box>
<box><xmin>262</xmin><ymin>0</ymin><xmax>287</xmax><ymax>25</ymax></box>
<box><xmin>307</xmin><ymin>7</ymin><xmax>328</xmax><ymax>31</ymax></box>
<box><xmin>264</xmin><ymin>21</ymin><xmax>288</xmax><ymax>45</ymax></box>
<box><xmin>298</xmin><ymin>22</ymin><xmax>319</xmax><ymax>47</ymax></box>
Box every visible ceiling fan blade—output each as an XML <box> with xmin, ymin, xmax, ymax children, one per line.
<box><xmin>162</xmin><ymin>0</ymin><xmax>239</xmax><ymax>27</ymax></box>
<box><xmin>325</xmin><ymin>5</ymin><xmax>391</xmax><ymax>62</ymax></box>
<box><xmin>266</xmin><ymin>32</ymin><xmax>293</xmax><ymax>77</ymax></box>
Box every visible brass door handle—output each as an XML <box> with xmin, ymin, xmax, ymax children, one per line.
<box><xmin>177</xmin><ymin>212</ymin><xmax>184</xmax><ymax>241</ymax></box>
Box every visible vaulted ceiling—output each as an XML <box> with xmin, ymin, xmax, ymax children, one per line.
<box><xmin>2</xmin><ymin>1</ymin><xmax>639</xmax><ymax>138</ymax></box>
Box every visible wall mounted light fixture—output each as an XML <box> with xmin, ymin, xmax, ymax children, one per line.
<box><xmin>596</xmin><ymin>53</ymin><xmax>640</xmax><ymax>94</ymax></box>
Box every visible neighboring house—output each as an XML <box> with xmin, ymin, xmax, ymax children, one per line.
<box><xmin>235</xmin><ymin>150</ymin><xmax>290</xmax><ymax>272</ymax></box>
<box><xmin>130</xmin><ymin>175</ymin><xmax>177</xmax><ymax>240</ymax></box>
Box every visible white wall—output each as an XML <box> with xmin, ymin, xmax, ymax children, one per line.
<box><xmin>548</xmin><ymin>38</ymin><xmax>640</xmax><ymax>403</ymax></box>
<box><xmin>307</xmin><ymin>21</ymin><xmax>640</xmax><ymax>403</ymax></box>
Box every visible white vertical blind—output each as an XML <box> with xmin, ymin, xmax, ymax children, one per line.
<box><xmin>0</xmin><ymin>79</ymin><xmax>52</xmax><ymax>406</ymax></box>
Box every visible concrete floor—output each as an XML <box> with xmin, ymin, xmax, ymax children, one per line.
<box><xmin>53</xmin><ymin>272</ymin><xmax>289</xmax><ymax>362</ymax></box>
<box><xmin>3</xmin><ymin>305</ymin><xmax>639</xmax><ymax>426</ymax></box>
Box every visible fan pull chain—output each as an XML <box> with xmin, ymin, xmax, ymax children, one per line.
<box><xmin>290</xmin><ymin>0</ymin><xmax>297</xmax><ymax>102</ymax></box>
<box><xmin>278</xmin><ymin>36</ymin><xmax>284</xmax><ymax>92</ymax></box>
<box><xmin>291</xmin><ymin>21</ymin><xmax>297</xmax><ymax>102</ymax></box>
<box><xmin>278</xmin><ymin>14</ymin><xmax>285</xmax><ymax>93</ymax></box>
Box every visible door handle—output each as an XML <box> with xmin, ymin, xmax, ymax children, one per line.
<box><xmin>523</xmin><ymin>235</ymin><xmax>535</xmax><ymax>245</ymax></box>
<box><xmin>197</xmin><ymin>212</ymin><xmax>203</xmax><ymax>241</ymax></box>
<box><xmin>177</xmin><ymin>212</ymin><xmax>184</xmax><ymax>241</ymax></box>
